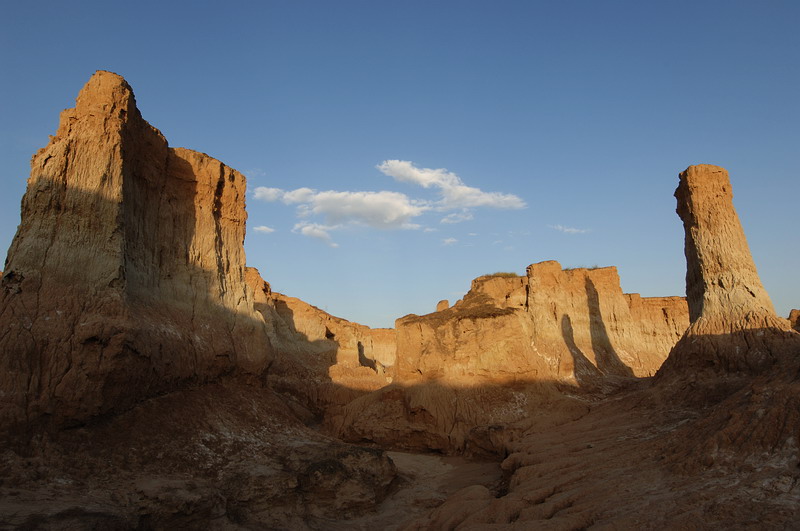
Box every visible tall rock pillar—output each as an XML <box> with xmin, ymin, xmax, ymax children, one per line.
<box><xmin>657</xmin><ymin>165</ymin><xmax>798</xmax><ymax>378</ymax></box>
<box><xmin>676</xmin><ymin>164</ymin><xmax>776</xmax><ymax>322</ymax></box>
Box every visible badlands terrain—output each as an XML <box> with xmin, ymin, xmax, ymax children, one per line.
<box><xmin>0</xmin><ymin>71</ymin><xmax>798</xmax><ymax>529</ymax></box>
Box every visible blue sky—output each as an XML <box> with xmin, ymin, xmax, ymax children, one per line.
<box><xmin>1</xmin><ymin>1</ymin><xmax>798</xmax><ymax>328</ymax></box>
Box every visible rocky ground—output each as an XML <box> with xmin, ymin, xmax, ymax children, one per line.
<box><xmin>2</xmin><ymin>375</ymin><xmax>797</xmax><ymax>529</ymax></box>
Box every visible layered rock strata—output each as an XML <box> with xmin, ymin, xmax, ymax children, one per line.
<box><xmin>0</xmin><ymin>71</ymin><xmax>271</xmax><ymax>432</ymax></box>
<box><xmin>0</xmin><ymin>72</ymin><xmax>400</xmax><ymax>526</ymax></box>
<box><xmin>399</xmin><ymin>164</ymin><xmax>800</xmax><ymax>528</ymax></box>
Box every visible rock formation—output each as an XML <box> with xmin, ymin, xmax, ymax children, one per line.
<box><xmin>397</xmin><ymin>165</ymin><xmax>800</xmax><ymax>530</ymax></box>
<box><xmin>0</xmin><ymin>71</ymin><xmax>273</xmax><ymax>432</ymax></box>
<box><xmin>657</xmin><ymin>164</ymin><xmax>799</xmax><ymax>378</ymax></box>
<box><xmin>396</xmin><ymin>264</ymin><xmax>688</xmax><ymax>384</ymax></box>
<box><xmin>436</xmin><ymin>299</ymin><xmax>449</xmax><ymax>312</ymax></box>
<box><xmin>0</xmin><ymin>381</ymin><xmax>399</xmax><ymax>529</ymax></box>
<box><xmin>654</xmin><ymin>164</ymin><xmax>800</xmax><ymax>469</ymax></box>
<box><xmin>0</xmin><ymin>71</ymin><xmax>400</xmax><ymax>527</ymax></box>
<box><xmin>245</xmin><ymin>267</ymin><xmax>394</xmax><ymax>419</ymax></box>
<box><xmin>326</xmin><ymin>264</ymin><xmax>689</xmax><ymax>453</ymax></box>
<box><xmin>6</xmin><ymin>70</ymin><xmax>800</xmax><ymax>529</ymax></box>
<box><xmin>790</xmin><ymin>309</ymin><xmax>800</xmax><ymax>331</ymax></box>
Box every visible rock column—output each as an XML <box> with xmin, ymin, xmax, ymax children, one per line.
<box><xmin>658</xmin><ymin>165</ymin><xmax>798</xmax><ymax>378</ymax></box>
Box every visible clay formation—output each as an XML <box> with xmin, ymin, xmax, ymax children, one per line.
<box><xmin>2</xmin><ymin>74</ymin><xmax>798</xmax><ymax>529</ymax></box>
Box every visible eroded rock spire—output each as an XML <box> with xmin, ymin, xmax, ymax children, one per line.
<box><xmin>676</xmin><ymin>164</ymin><xmax>776</xmax><ymax>322</ymax></box>
<box><xmin>658</xmin><ymin>165</ymin><xmax>799</xmax><ymax>378</ymax></box>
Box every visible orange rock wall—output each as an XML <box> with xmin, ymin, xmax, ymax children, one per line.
<box><xmin>396</xmin><ymin>262</ymin><xmax>688</xmax><ymax>385</ymax></box>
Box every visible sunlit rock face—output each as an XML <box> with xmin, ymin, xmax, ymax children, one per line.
<box><xmin>657</xmin><ymin>164</ymin><xmax>799</xmax><ymax>378</ymax></box>
<box><xmin>326</xmin><ymin>264</ymin><xmax>689</xmax><ymax>454</ymax></box>
<box><xmin>395</xmin><ymin>264</ymin><xmax>688</xmax><ymax>385</ymax></box>
<box><xmin>0</xmin><ymin>71</ymin><xmax>271</xmax><ymax>432</ymax></box>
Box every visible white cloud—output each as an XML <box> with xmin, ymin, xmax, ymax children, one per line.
<box><xmin>377</xmin><ymin>159</ymin><xmax>457</xmax><ymax>189</ymax></box>
<box><xmin>302</xmin><ymin>190</ymin><xmax>427</xmax><ymax>229</ymax></box>
<box><xmin>442</xmin><ymin>237</ymin><xmax>458</xmax><ymax>246</ymax></box>
<box><xmin>440</xmin><ymin>185</ymin><xmax>525</xmax><ymax>209</ymax></box>
<box><xmin>257</xmin><ymin>188</ymin><xmax>422</xmax><ymax>248</ymax></box>
<box><xmin>253</xmin><ymin>186</ymin><xmax>284</xmax><ymax>202</ymax></box>
<box><xmin>549</xmin><ymin>224</ymin><xmax>590</xmax><ymax>234</ymax></box>
<box><xmin>253</xmin><ymin>225</ymin><xmax>276</xmax><ymax>233</ymax></box>
<box><xmin>282</xmin><ymin>187</ymin><xmax>317</xmax><ymax>204</ymax></box>
<box><xmin>468</xmin><ymin>232</ymin><xmax>478</xmax><ymax>236</ymax></box>
<box><xmin>293</xmin><ymin>222</ymin><xmax>339</xmax><ymax>247</ymax></box>
<box><xmin>441</xmin><ymin>211</ymin><xmax>474</xmax><ymax>224</ymax></box>
<box><xmin>251</xmin><ymin>160</ymin><xmax>526</xmax><ymax>246</ymax></box>
<box><xmin>377</xmin><ymin>160</ymin><xmax>526</xmax><ymax>210</ymax></box>
<box><xmin>255</xmin><ymin>185</ymin><xmax>427</xmax><ymax>231</ymax></box>
<box><xmin>423</xmin><ymin>227</ymin><xmax>437</xmax><ymax>233</ymax></box>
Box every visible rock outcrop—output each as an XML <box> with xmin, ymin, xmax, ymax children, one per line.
<box><xmin>398</xmin><ymin>164</ymin><xmax>800</xmax><ymax>529</ymax></box>
<box><xmin>246</xmin><ymin>267</ymin><xmax>394</xmax><ymax>419</ymax></box>
<box><xmin>3</xmin><ymin>72</ymin><xmax>798</xmax><ymax>529</ymax></box>
<box><xmin>526</xmin><ymin>263</ymin><xmax>688</xmax><ymax>381</ymax></box>
<box><xmin>0</xmin><ymin>72</ymin><xmax>401</xmax><ymax>528</ymax></box>
<box><xmin>0</xmin><ymin>71</ymin><xmax>271</xmax><ymax>433</ymax></box>
<box><xmin>657</xmin><ymin>164</ymin><xmax>799</xmax><ymax>379</ymax></box>
<box><xmin>0</xmin><ymin>382</ymin><xmax>398</xmax><ymax>529</ymax></box>
<box><xmin>790</xmin><ymin>309</ymin><xmax>800</xmax><ymax>332</ymax></box>
<box><xmin>655</xmin><ymin>164</ymin><xmax>800</xmax><ymax>467</ymax></box>
<box><xmin>327</xmin><ymin>264</ymin><xmax>689</xmax><ymax>453</ymax></box>
<box><xmin>397</xmin><ymin>264</ymin><xmax>688</xmax><ymax>385</ymax></box>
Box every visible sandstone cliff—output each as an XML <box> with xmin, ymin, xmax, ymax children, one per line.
<box><xmin>790</xmin><ymin>309</ymin><xmax>800</xmax><ymax>332</ymax></box>
<box><xmin>246</xmin><ymin>267</ymin><xmax>393</xmax><ymax>419</ymax></box>
<box><xmin>3</xmin><ymin>72</ymin><xmax>798</xmax><ymax>528</ymax></box>
<box><xmin>0</xmin><ymin>71</ymin><xmax>271</xmax><ymax>432</ymax></box>
<box><xmin>327</xmin><ymin>263</ymin><xmax>689</xmax><ymax>453</ymax></box>
<box><xmin>397</xmin><ymin>263</ymin><xmax>688</xmax><ymax>384</ymax></box>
